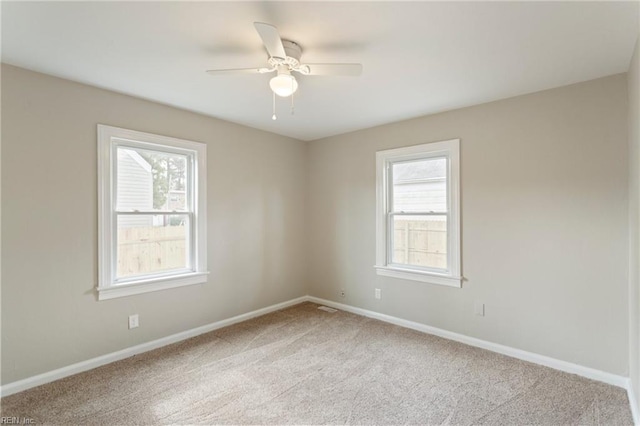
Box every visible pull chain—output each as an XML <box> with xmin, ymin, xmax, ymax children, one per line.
<box><xmin>272</xmin><ymin>91</ymin><xmax>277</xmax><ymax>120</ymax></box>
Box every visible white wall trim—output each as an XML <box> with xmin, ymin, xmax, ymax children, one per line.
<box><xmin>96</xmin><ymin>124</ymin><xmax>208</xmax><ymax>301</ymax></box>
<box><xmin>375</xmin><ymin>139</ymin><xmax>461</xmax><ymax>287</ymax></box>
<box><xmin>1</xmin><ymin>294</ymin><xmax>633</xmax><ymax>416</ymax></box>
<box><xmin>0</xmin><ymin>296</ymin><xmax>307</xmax><ymax>397</ymax></box>
<box><xmin>307</xmin><ymin>296</ymin><xmax>629</xmax><ymax>389</ymax></box>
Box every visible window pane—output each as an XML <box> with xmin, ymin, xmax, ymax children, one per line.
<box><xmin>117</xmin><ymin>214</ymin><xmax>189</xmax><ymax>279</ymax></box>
<box><xmin>392</xmin><ymin>158</ymin><xmax>446</xmax><ymax>213</ymax></box>
<box><xmin>392</xmin><ymin>215</ymin><xmax>447</xmax><ymax>270</ymax></box>
<box><xmin>116</xmin><ymin>147</ymin><xmax>188</xmax><ymax>212</ymax></box>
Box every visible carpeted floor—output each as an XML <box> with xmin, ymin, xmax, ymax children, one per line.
<box><xmin>0</xmin><ymin>302</ymin><xmax>633</xmax><ymax>425</ymax></box>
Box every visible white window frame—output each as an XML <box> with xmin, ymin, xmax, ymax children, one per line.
<box><xmin>375</xmin><ymin>139</ymin><xmax>462</xmax><ymax>288</ymax></box>
<box><xmin>97</xmin><ymin>125</ymin><xmax>208</xmax><ymax>300</ymax></box>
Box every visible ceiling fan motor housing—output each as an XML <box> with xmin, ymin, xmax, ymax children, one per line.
<box><xmin>282</xmin><ymin>40</ymin><xmax>302</xmax><ymax>61</ymax></box>
<box><xmin>268</xmin><ymin>40</ymin><xmax>303</xmax><ymax>70</ymax></box>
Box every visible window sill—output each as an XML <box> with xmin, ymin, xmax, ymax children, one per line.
<box><xmin>97</xmin><ymin>271</ymin><xmax>209</xmax><ymax>300</ymax></box>
<box><xmin>374</xmin><ymin>266</ymin><xmax>462</xmax><ymax>288</ymax></box>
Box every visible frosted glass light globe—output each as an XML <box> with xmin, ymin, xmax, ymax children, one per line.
<box><xmin>269</xmin><ymin>73</ymin><xmax>298</xmax><ymax>97</ymax></box>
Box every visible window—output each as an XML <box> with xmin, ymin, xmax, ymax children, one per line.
<box><xmin>97</xmin><ymin>125</ymin><xmax>207</xmax><ymax>300</ymax></box>
<box><xmin>375</xmin><ymin>139</ymin><xmax>461</xmax><ymax>287</ymax></box>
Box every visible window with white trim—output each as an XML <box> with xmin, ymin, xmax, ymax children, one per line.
<box><xmin>97</xmin><ymin>125</ymin><xmax>207</xmax><ymax>300</ymax></box>
<box><xmin>375</xmin><ymin>139</ymin><xmax>461</xmax><ymax>287</ymax></box>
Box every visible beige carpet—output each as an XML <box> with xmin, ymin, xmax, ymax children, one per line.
<box><xmin>0</xmin><ymin>302</ymin><xmax>633</xmax><ymax>425</ymax></box>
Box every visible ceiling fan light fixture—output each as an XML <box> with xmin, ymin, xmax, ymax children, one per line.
<box><xmin>270</xmin><ymin>71</ymin><xmax>298</xmax><ymax>97</ymax></box>
<box><xmin>206</xmin><ymin>22</ymin><xmax>363</xmax><ymax>118</ymax></box>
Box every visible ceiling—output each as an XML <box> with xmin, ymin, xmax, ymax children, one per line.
<box><xmin>2</xmin><ymin>1</ymin><xmax>638</xmax><ymax>141</ymax></box>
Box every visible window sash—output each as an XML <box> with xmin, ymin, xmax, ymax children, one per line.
<box><xmin>386</xmin><ymin>155</ymin><xmax>451</xmax><ymax>273</ymax></box>
<box><xmin>113</xmin><ymin>141</ymin><xmax>195</xmax><ymax>214</ymax></box>
<box><xmin>112</xmin><ymin>141</ymin><xmax>196</xmax><ymax>284</ymax></box>
<box><xmin>113</xmin><ymin>212</ymin><xmax>194</xmax><ymax>283</ymax></box>
<box><xmin>388</xmin><ymin>155</ymin><xmax>449</xmax><ymax>214</ymax></box>
<box><xmin>387</xmin><ymin>212</ymin><xmax>449</xmax><ymax>273</ymax></box>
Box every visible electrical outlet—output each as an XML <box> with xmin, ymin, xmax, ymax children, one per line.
<box><xmin>375</xmin><ymin>288</ymin><xmax>381</xmax><ymax>299</ymax></box>
<box><xmin>340</xmin><ymin>289</ymin><xmax>346</xmax><ymax>298</ymax></box>
<box><xmin>128</xmin><ymin>314</ymin><xmax>139</xmax><ymax>329</ymax></box>
<box><xmin>474</xmin><ymin>302</ymin><xmax>485</xmax><ymax>317</ymax></box>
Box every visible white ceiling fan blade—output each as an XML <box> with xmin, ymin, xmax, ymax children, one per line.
<box><xmin>302</xmin><ymin>63</ymin><xmax>363</xmax><ymax>76</ymax></box>
<box><xmin>254</xmin><ymin>22</ymin><xmax>286</xmax><ymax>60</ymax></box>
<box><xmin>206</xmin><ymin>67</ymin><xmax>271</xmax><ymax>76</ymax></box>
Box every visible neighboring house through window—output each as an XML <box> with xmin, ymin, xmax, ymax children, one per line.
<box><xmin>97</xmin><ymin>125</ymin><xmax>207</xmax><ymax>300</ymax></box>
<box><xmin>375</xmin><ymin>139</ymin><xmax>461</xmax><ymax>287</ymax></box>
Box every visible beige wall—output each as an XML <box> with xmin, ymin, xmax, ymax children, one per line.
<box><xmin>1</xmin><ymin>63</ymin><xmax>633</xmax><ymax>385</ymax></box>
<box><xmin>308</xmin><ymin>74</ymin><xmax>629</xmax><ymax>375</ymax></box>
<box><xmin>0</xmin><ymin>65</ymin><xmax>308</xmax><ymax>384</ymax></box>
<box><xmin>629</xmin><ymin>34</ymin><xmax>640</xmax><ymax>413</ymax></box>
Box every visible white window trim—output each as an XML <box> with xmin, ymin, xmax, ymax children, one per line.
<box><xmin>375</xmin><ymin>139</ymin><xmax>462</xmax><ymax>288</ymax></box>
<box><xmin>97</xmin><ymin>124</ymin><xmax>208</xmax><ymax>300</ymax></box>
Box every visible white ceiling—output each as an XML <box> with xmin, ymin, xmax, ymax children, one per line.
<box><xmin>2</xmin><ymin>1</ymin><xmax>638</xmax><ymax>141</ymax></box>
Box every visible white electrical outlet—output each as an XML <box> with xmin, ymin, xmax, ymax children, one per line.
<box><xmin>340</xmin><ymin>289</ymin><xmax>346</xmax><ymax>298</ymax></box>
<box><xmin>474</xmin><ymin>302</ymin><xmax>485</xmax><ymax>317</ymax></box>
<box><xmin>375</xmin><ymin>288</ymin><xmax>381</xmax><ymax>299</ymax></box>
<box><xmin>128</xmin><ymin>314</ymin><xmax>139</xmax><ymax>329</ymax></box>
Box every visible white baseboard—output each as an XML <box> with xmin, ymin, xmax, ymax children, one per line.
<box><xmin>628</xmin><ymin>380</ymin><xmax>639</xmax><ymax>425</ymax></box>
<box><xmin>0</xmin><ymin>296</ymin><xmax>308</xmax><ymax>397</ymax></box>
<box><xmin>1</xmin><ymin>293</ymin><xmax>633</xmax><ymax>418</ymax></box>
<box><xmin>307</xmin><ymin>296</ymin><xmax>629</xmax><ymax>389</ymax></box>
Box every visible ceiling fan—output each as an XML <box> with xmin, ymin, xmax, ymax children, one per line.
<box><xmin>206</xmin><ymin>22</ymin><xmax>363</xmax><ymax>120</ymax></box>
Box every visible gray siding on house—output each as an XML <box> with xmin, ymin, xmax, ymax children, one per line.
<box><xmin>393</xmin><ymin>159</ymin><xmax>447</xmax><ymax>213</ymax></box>
<box><xmin>393</xmin><ymin>180</ymin><xmax>447</xmax><ymax>214</ymax></box>
<box><xmin>117</xmin><ymin>148</ymin><xmax>153</xmax><ymax>228</ymax></box>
